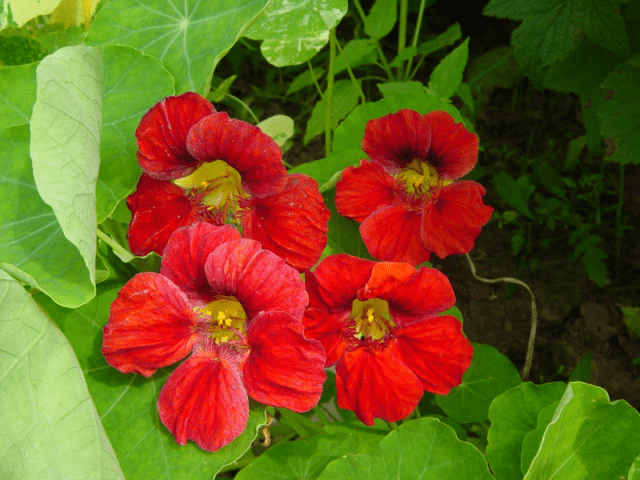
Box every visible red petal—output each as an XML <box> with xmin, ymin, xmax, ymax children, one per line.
<box><xmin>243</xmin><ymin>311</ymin><xmax>326</xmax><ymax>411</ymax></box>
<box><xmin>389</xmin><ymin>315</ymin><xmax>474</xmax><ymax>395</ymax></box>
<box><xmin>335</xmin><ymin>346</ymin><xmax>423</xmax><ymax>425</ymax></box>
<box><xmin>360</xmin><ymin>263</ymin><xmax>455</xmax><ymax>326</ymax></box>
<box><xmin>161</xmin><ymin>223</ymin><xmax>241</xmax><ymax>305</ymax></box>
<box><xmin>242</xmin><ymin>174</ymin><xmax>330</xmax><ymax>271</ymax></box>
<box><xmin>362</xmin><ymin>110</ymin><xmax>431</xmax><ymax>171</ymax></box>
<box><xmin>102</xmin><ymin>273</ymin><xmax>196</xmax><ymax>377</ymax></box>
<box><xmin>204</xmin><ymin>239</ymin><xmax>308</xmax><ymax>321</ymax></box>
<box><xmin>424</xmin><ymin>111</ymin><xmax>478</xmax><ymax>180</ymax></box>
<box><xmin>302</xmin><ymin>307</ymin><xmax>351</xmax><ymax>367</ymax></box>
<box><xmin>305</xmin><ymin>254</ymin><xmax>375</xmax><ymax>311</ymax></box>
<box><xmin>136</xmin><ymin>92</ymin><xmax>215</xmax><ymax>180</ymax></box>
<box><xmin>421</xmin><ymin>181</ymin><xmax>493</xmax><ymax>258</ymax></box>
<box><xmin>186</xmin><ymin>112</ymin><xmax>287</xmax><ymax>197</ymax></box>
<box><xmin>360</xmin><ymin>204</ymin><xmax>432</xmax><ymax>265</ymax></box>
<box><xmin>335</xmin><ymin>160</ymin><xmax>396</xmax><ymax>223</ymax></box>
<box><xmin>126</xmin><ymin>174</ymin><xmax>203</xmax><ymax>256</ymax></box>
<box><xmin>157</xmin><ymin>353</ymin><xmax>249</xmax><ymax>452</ymax></box>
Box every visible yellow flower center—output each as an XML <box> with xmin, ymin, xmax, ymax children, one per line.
<box><xmin>350</xmin><ymin>298</ymin><xmax>395</xmax><ymax>341</ymax></box>
<box><xmin>197</xmin><ymin>296</ymin><xmax>247</xmax><ymax>344</ymax></box>
<box><xmin>174</xmin><ymin>160</ymin><xmax>247</xmax><ymax>223</ymax></box>
<box><xmin>396</xmin><ymin>159</ymin><xmax>453</xmax><ymax>197</ymax></box>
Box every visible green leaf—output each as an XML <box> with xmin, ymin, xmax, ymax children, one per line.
<box><xmin>322</xmin><ymin>190</ymin><xmax>370</xmax><ymax>259</ymax></box>
<box><xmin>3</xmin><ymin>0</ymin><xmax>63</xmax><ymax>26</ymax></box>
<box><xmin>428</xmin><ymin>38</ymin><xmax>469</xmax><ymax>101</ymax></box>
<box><xmin>436</xmin><ymin>343</ymin><xmax>522</xmax><ymax>423</ymax></box>
<box><xmin>0</xmin><ymin>125</ymin><xmax>94</xmax><ymax>307</ymax></box>
<box><xmin>568</xmin><ymin>352</ymin><xmax>592</xmax><ymax>383</ymax></box>
<box><xmin>486</xmin><ymin>381</ymin><xmax>567</xmax><ymax>480</ymax></box>
<box><xmin>622</xmin><ymin>306</ymin><xmax>640</xmax><ymax>337</ymax></box>
<box><xmin>520</xmin><ymin>401</ymin><xmax>559</xmax><ymax>474</ymax></box>
<box><xmin>237</xmin><ymin>429</ymin><xmax>385</xmax><ymax>480</ymax></box>
<box><xmin>524</xmin><ymin>382</ymin><xmax>640</xmax><ymax>479</ymax></box>
<box><xmin>37</xmin><ymin>25</ymin><xmax>86</xmax><ymax>53</ymax></box>
<box><xmin>441</xmin><ymin>305</ymin><xmax>464</xmax><ymax>324</ymax></box>
<box><xmin>30</xmin><ymin>45</ymin><xmax>102</xmax><ymax>286</ymax></box>
<box><xmin>98</xmin><ymin>45</ymin><xmax>174</xmax><ymax>222</ymax></box>
<box><xmin>257</xmin><ymin>114</ymin><xmax>294</xmax><ymax>147</ymax></box>
<box><xmin>599</xmin><ymin>65</ymin><xmax>640</xmax><ymax>164</ymax></box>
<box><xmin>289</xmin><ymin>148</ymin><xmax>363</xmax><ymax>189</ymax></box>
<box><xmin>0</xmin><ymin>270</ymin><xmax>123</xmax><ymax>479</ymax></box>
<box><xmin>418</xmin><ymin>22</ymin><xmax>462</xmax><ymax>57</ymax></box>
<box><xmin>304</xmin><ymin>79</ymin><xmax>360</xmax><ymax>144</ymax></box>
<box><xmin>286</xmin><ymin>66</ymin><xmax>325</xmax><ymax>95</ymax></box>
<box><xmin>317</xmin><ymin>417</ymin><xmax>494</xmax><ymax>480</ymax></box>
<box><xmin>582</xmin><ymin>243</ymin><xmax>608</xmax><ymax>287</ymax></box>
<box><xmin>86</xmin><ymin>0</ymin><xmax>269</xmax><ymax>94</ymax></box>
<box><xmin>364</xmin><ymin>0</ymin><xmax>397</xmax><ymax>40</ymax></box>
<box><xmin>246</xmin><ymin>0</ymin><xmax>348</xmax><ymax>67</ymax></box>
<box><xmin>35</xmin><ymin>284</ymin><xmax>268</xmax><ymax>479</ymax></box>
<box><xmin>0</xmin><ymin>32</ymin><xmax>48</xmax><ymax>65</ymax></box>
<box><xmin>0</xmin><ymin>62</ymin><xmax>37</xmax><ymax>129</ymax></box>
<box><xmin>630</xmin><ymin>454</ymin><xmax>640</xmax><ymax>480</ymax></box>
<box><xmin>493</xmin><ymin>172</ymin><xmax>535</xmax><ymax>219</ymax></box>
<box><xmin>335</xmin><ymin>39</ymin><xmax>377</xmax><ymax>74</ymax></box>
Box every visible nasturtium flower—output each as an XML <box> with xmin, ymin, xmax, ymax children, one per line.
<box><xmin>302</xmin><ymin>254</ymin><xmax>473</xmax><ymax>426</ymax></box>
<box><xmin>128</xmin><ymin>92</ymin><xmax>329</xmax><ymax>271</ymax></box>
<box><xmin>102</xmin><ymin>222</ymin><xmax>327</xmax><ymax>452</ymax></box>
<box><xmin>335</xmin><ymin>109</ymin><xmax>493</xmax><ymax>265</ymax></box>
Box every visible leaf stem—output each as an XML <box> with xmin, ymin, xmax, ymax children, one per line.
<box><xmin>325</xmin><ymin>28</ymin><xmax>337</xmax><ymax>156</ymax></box>
<box><xmin>405</xmin><ymin>0</ymin><xmax>427</xmax><ymax>79</ymax></box>
<box><xmin>464</xmin><ymin>253</ymin><xmax>537</xmax><ymax>380</ymax></box>
<box><xmin>97</xmin><ymin>229</ymin><xmax>134</xmax><ymax>263</ymax></box>
<box><xmin>334</xmin><ymin>36</ymin><xmax>366</xmax><ymax>104</ymax></box>
<box><xmin>397</xmin><ymin>0</ymin><xmax>408</xmax><ymax>80</ymax></box>
<box><xmin>308</xmin><ymin>61</ymin><xmax>324</xmax><ymax>97</ymax></box>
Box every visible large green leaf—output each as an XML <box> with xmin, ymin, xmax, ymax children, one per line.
<box><xmin>0</xmin><ymin>270</ymin><xmax>123</xmax><ymax>479</ymax></box>
<box><xmin>524</xmin><ymin>382</ymin><xmax>640</xmax><ymax>479</ymax></box>
<box><xmin>97</xmin><ymin>45</ymin><xmax>174</xmax><ymax>222</ymax></box>
<box><xmin>317</xmin><ymin>417</ymin><xmax>494</xmax><ymax>480</ymax></box>
<box><xmin>236</xmin><ymin>427</ymin><xmax>386</xmax><ymax>480</ymax></box>
<box><xmin>36</xmin><ymin>284</ymin><xmax>267</xmax><ymax>479</ymax></box>
<box><xmin>599</xmin><ymin>64</ymin><xmax>640</xmax><ymax>164</ymax></box>
<box><xmin>428</xmin><ymin>38</ymin><xmax>469</xmax><ymax>101</ymax></box>
<box><xmin>486</xmin><ymin>381</ymin><xmax>567</xmax><ymax>480</ymax></box>
<box><xmin>436</xmin><ymin>343</ymin><xmax>522</xmax><ymax>423</ymax></box>
<box><xmin>0</xmin><ymin>63</ymin><xmax>37</xmax><ymax>129</ymax></box>
<box><xmin>364</xmin><ymin>0</ymin><xmax>397</xmax><ymax>40</ymax></box>
<box><xmin>86</xmin><ymin>0</ymin><xmax>269</xmax><ymax>94</ymax></box>
<box><xmin>0</xmin><ymin>125</ymin><xmax>94</xmax><ymax>307</ymax></box>
<box><xmin>30</xmin><ymin>45</ymin><xmax>102</xmax><ymax>286</ymax></box>
<box><xmin>245</xmin><ymin>0</ymin><xmax>348</xmax><ymax>66</ymax></box>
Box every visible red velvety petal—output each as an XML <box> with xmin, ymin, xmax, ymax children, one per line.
<box><xmin>424</xmin><ymin>111</ymin><xmax>478</xmax><ymax>180</ymax></box>
<box><xmin>102</xmin><ymin>272</ymin><xmax>196</xmax><ymax>377</ymax></box>
<box><xmin>362</xmin><ymin>109</ymin><xmax>431</xmax><ymax>171</ymax></box>
<box><xmin>204</xmin><ymin>239</ymin><xmax>308</xmax><ymax>321</ymax></box>
<box><xmin>389</xmin><ymin>315</ymin><xmax>473</xmax><ymax>395</ymax></box>
<box><xmin>335</xmin><ymin>160</ymin><xmax>397</xmax><ymax>223</ymax></box>
<box><xmin>242</xmin><ymin>174</ymin><xmax>330</xmax><ymax>272</ymax></box>
<box><xmin>127</xmin><ymin>174</ymin><xmax>204</xmax><ymax>256</ymax></box>
<box><xmin>157</xmin><ymin>352</ymin><xmax>249</xmax><ymax>452</ymax></box>
<box><xmin>161</xmin><ymin>223</ymin><xmax>241</xmax><ymax>305</ymax></box>
<box><xmin>421</xmin><ymin>181</ymin><xmax>493</xmax><ymax>258</ymax></box>
<box><xmin>305</xmin><ymin>254</ymin><xmax>375</xmax><ymax>311</ymax></box>
<box><xmin>186</xmin><ymin>112</ymin><xmax>287</xmax><ymax>197</ymax></box>
<box><xmin>335</xmin><ymin>346</ymin><xmax>423</xmax><ymax>426</ymax></box>
<box><xmin>360</xmin><ymin>263</ymin><xmax>455</xmax><ymax>326</ymax></box>
<box><xmin>243</xmin><ymin>311</ymin><xmax>326</xmax><ymax>411</ymax></box>
<box><xmin>302</xmin><ymin>307</ymin><xmax>351</xmax><ymax>366</ymax></box>
<box><xmin>136</xmin><ymin>92</ymin><xmax>215</xmax><ymax>180</ymax></box>
<box><xmin>359</xmin><ymin>204</ymin><xmax>432</xmax><ymax>265</ymax></box>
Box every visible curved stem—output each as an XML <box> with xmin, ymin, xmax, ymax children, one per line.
<box><xmin>464</xmin><ymin>253</ymin><xmax>537</xmax><ymax>380</ymax></box>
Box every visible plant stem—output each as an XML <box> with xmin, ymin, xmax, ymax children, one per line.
<box><xmin>226</xmin><ymin>94</ymin><xmax>260</xmax><ymax>124</ymax></box>
<box><xmin>308</xmin><ymin>61</ymin><xmax>324</xmax><ymax>97</ymax></box>
<box><xmin>397</xmin><ymin>0</ymin><xmax>408</xmax><ymax>81</ymax></box>
<box><xmin>334</xmin><ymin>36</ymin><xmax>366</xmax><ymax>103</ymax></box>
<box><xmin>97</xmin><ymin>229</ymin><xmax>134</xmax><ymax>262</ymax></box>
<box><xmin>465</xmin><ymin>253</ymin><xmax>537</xmax><ymax>380</ymax></box>
<box><xmin>325</xmin><ymin>28</ymin><xmax>337</xmax><ymax>156</ymax></box>
<box><xmin>405</xmin><ymin>0</ymin><xmax>427</xmax><ymax>79</ymax></box>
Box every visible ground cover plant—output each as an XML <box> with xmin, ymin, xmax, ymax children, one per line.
<box><xmin>1</xmin><ymin>0</ymin><xmax>640</xmax><ymax>479</ymax></box>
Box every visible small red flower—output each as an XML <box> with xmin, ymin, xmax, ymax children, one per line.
<box><xmin>128</xmin><ymin>92</ymin><xmax>329</xmax><ymax>271</ymax></box>
<box><xmin>335</xmin><ymin>109</ymin><xmax>493</xmax><ymax>264</ymax></box>
<box><xmin>102</xmin><ymin>222</ymin><xmax>326</xmax><ymax>452</ymax></box>
<box><xmin>302</xmin><ymin>254</ymin><xmax>473</xmax><ymax>426</ymax></box>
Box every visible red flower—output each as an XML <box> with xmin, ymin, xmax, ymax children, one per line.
<box><xmin>335</xmin><ymin>109</ymin><xmax>493</xmax><ymax>264</ymax></box>
<box><xmin>102</xmin><ymin>222</ymin><xmax>327</xmax><ymax>452</ymax></box>
<box><xmin>302</xmin><ymin>254</ymin><xmax>473</xmax><ymax>426</ymax></box>
<box><xmin>128</xmin><ymin>92</ymin><xmax>329</xmax><ymax>271</ymax></box>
